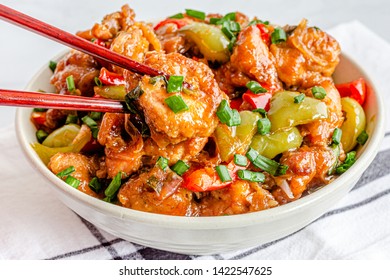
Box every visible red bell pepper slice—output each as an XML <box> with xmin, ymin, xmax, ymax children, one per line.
<box><xmin>256</xmin><ymin>23</ymin><xmax>271</xmax><ymax>45</ymax></box>
<box><xmin>31</xmin><ymin>111</ymin><xmax>47</xmax><ymax>127</ymax></box>
<box><xmin>242</xmin><ymin>91</ymin><xmax>272</xmax><ymax>111</ymax></box>
<box><xmin>154</xmin><ymin>19</ymin><xmax>188</xmax><ymax>31</ymax></box>
<box><xmin>98</xmin><ymin>67</ymin><xmax>126</xmax><ymax>86</ymax></box>
<box><xmin>336</xmin><ymin>78</ymin><xmax>366</xmax><ymax>105</ymax></box>
<box><xmin>182</xmin><ymin>161</ymin><xmax>246</xmax><ymax>192</ymax></box>
<box><xmin>230</xmin><ymin>98</ymin><xmax>243</xmax><ymax>111</ymax></box>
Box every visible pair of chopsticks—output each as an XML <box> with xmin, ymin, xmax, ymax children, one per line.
<box><xmin>0</xmin><ymin>4</ymin><xmax>174</xmax><ymax>113</ymax></box>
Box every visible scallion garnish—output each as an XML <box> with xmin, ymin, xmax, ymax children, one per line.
<box><xmin>276</xmin><ymin>164</ymin><xmax>289</xmax><ymax>176</ymax></box>
<box><xmin>252</xmin><ymin>108</ymin><xmax>267</xmax><ymax>117</ymax></box>
<box><xmin>332</xmin><ymin>128</ymin><xmax>342</xmax><ymax>145</ymax></box>
<box><xmin>237</xmin><ymin>170</ymin><xmax>265</xmax><ymax>183</ymax></box>
<box><xmin>246</xmin><ymin>81</ymin><xmax>267</xmax><ymax>94</ymax></box>
<box><xmin>246</xmin><ymin>147</ymin><xmax>259</xmax><ymax>162</ymax></box>
<box><xmin>294</xmin><ymin>93</ymin><xmax>305</xmax><ymax>104</ymax></box>
<box><xmin>104</xmin><ymin>171</ymin><xmax>122</xmax><ymax>198</ymax></box>
<box><xmin>89</xmin><ymin>111</ymin><xmax>102</xmax><ymax>121</ymax></box>
<box><xmin>64</xmin><ymin>176</ymin><xmax>80</xmax><ymax>189</ymax></box>
<box><xmin>227</xmin><ymin>109</ymin><xmax>241</xmax><ymax>126</ymax></box>
<box><xmin>257</xmin><ymin>118</ymin><xmax>271</xmax><ymax>135</ymax></box>
<box><xmin>234</xmin><ymin>154</ymin><xmax>248</xmax><ymax>167</ymax></box>
<box><xmin>170</xmin><ymin>13</ymin><xmax>184</xmax><ymax>19</ymax></box>
<box><xmin>164</xmin><ymin>95</ymin><xmax>189</xmax><ymax>114</ymax></box>
<box><xmin>89</xmin><ymin>177</ymin><xmax>101</xmax><ymax>193</ymax></box>
<box><xmin>66</xmin><ymin>75</ymin><xmax>76</xmax><ymax>92</ymax></box>
<box><xmin>33</xmin><ymin>108</ymin><xmax>47</xmax><ymax>112</ymax></box>
<box><xmin>167</xmin><ymin>75</ymin><xmax>184</xmax><ymax>93</ymax></box>
<box><xmin>94</xmin><ymin>77</ymin><xmax>103</xmax><ymax>87</ymax></box>
<box><xmin>49</xmin><ymin>60</ymin><xmax>57</xmax><ymax>72</ymax></box>
<box><xmin>82</xmin><ymin>115</ymin><xmax>99</xmax><ymax>139</ymax></box>
<box><xmin>356</xmin><ymin>130</ymin><xmax>369</xmax><ymax>145</ymax></box>
<box><xmin>271</xmin><ymin>27</ymin><xmax>287</xmax><ymax>44</ymax></box>
<box><xmin>149</xmin><ymin>75</ymin><xmax>165</xmax><ymax>85</ymax></box>
<box><xmin>216</xmin><ymin>100</ymin><xmax>241</xmax><ymax>127</ymax></box>
<box><xmin>172</xmin><ymin>160</ymin><xmax>190</xmax><ymax>176</ymax></box>
<box><xmin>311</xmin><ymin>86</ymin><xmax>327</xmax><ymax>99</ymax></box>
<box><xmin>36</xmin><ymin>129</ymin><xmax>48</xmax><ymax>143</ymax></box>
<box><xmin>65</xmin><ymin>114</ymin><xmax>78</xmax><ymax>125</ymax></box>
<box><xmin>156</xmin><ymin>156</ymin><xmax>169</xmax><ymax>171</ymax></box>
<box><xmin>56</xmin><ymin>166</ymin><xmax>75</xmax><ymax>178</ymax></box>
<box><xmin>210</xmin><ymin>12</ymin><xmax>236</xmax><ymax>25</ymax></box>
<box><xmin>185</xmin><ymin>9</ymin><xmax>206</xmax><ymax>20</ymax></box>
<box><xmin>216</xmin><ymin>165</ymin><xmax>232</xmax><ymax>182</ymax></box>
<box><xmin>336</xmin><ymin>151</ymin><xmax>357</xmax><ymax>174</ymax></box>
<box><xmin>245</xmin><ymin>148</ymin><xmax>281</xmax><ymax>176</ymax></box>
<box><xmin>247</xmin><ymin>19</ymin><xmax>269</xmax><ymax>26</ymax></box>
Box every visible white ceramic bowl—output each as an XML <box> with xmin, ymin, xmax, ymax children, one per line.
<box><xmin>16</xmin><ymin>52</ymin><xmax>385</xmax><ymax>255</ymax></box>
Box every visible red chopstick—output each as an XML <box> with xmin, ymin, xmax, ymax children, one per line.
<box><xmin>0</xmin><ymin>4</ymin><xmax>171</xmax><ymax>80</ymax></box>
<box><xmin>0</xmin><ymin>89</ymin><xmax>127</xmax><ymax>113</ymax></box>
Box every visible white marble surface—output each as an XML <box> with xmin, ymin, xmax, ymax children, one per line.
<box><xmin>0</xmin><ymin>0</ymin><xmax>389</xmax><ymax>126</ymax></box>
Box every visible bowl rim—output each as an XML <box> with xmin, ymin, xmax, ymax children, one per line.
<box><xmin>15</xmin><ymin>51</ymin><xmax>385</xmax><ymax>230</ymax></box>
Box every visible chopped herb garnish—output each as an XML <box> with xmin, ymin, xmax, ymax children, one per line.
<box><xmin>271</xmin><ymin>27</ymin><xmax>287</xmax><ymax>44</ymax></box>
<box><xmin>357</xmin><ymin>130</ymin><xmax>369</xmax><ymax>145</ymax></box>
<box><xmin>156</xmin><ymin>156</ymin><xmax>169</xmax><ymax>171</ymax></box>
<box><xmin>36</xmin><ymin>129</ymin><xmax>48</xmax><ymax>143</ymax></box>
<box><xmin>165</xmin><ymin>95</ymin><xmax>189</xmax><ymax>114</ymax></box>
<box><xmin>234</xmin><ymin>154</ymin><xmax>248</xmax><ymax>167</ymax></box>
<box><xmin>237</xmin><ymin>169</ymin><xmax>265</xmax><ymax>182</ymax></box>
<box><xmin>33</xmin><ymin>108</ymin><xmax>47</xmax><ymax>112</ymax></box>
<box><xmin>82</xmin><ymin>115</ymin><xmax>99</xmax><ymax>139</ymax></box>
<box><xmin>227</xmin><ymin>109</ymin><xmax>241</xmax><ymax>126</ymax></box>
<box><xmin>170</xmin><ymin>13</ymin><xmax>184</xmax><ymax>19</ymax></box>
<box><xmin>332</xmin><ymin>128</ymin><xmax>342</xmax><ymax>145</ymax></box>
<box><xmin>89</xmin><ymin>111</ymin><xmax>102</xmax><ymax>121</ymax></box>
<box><xmin>245</xmin><ymin>148</ymin><xmax>282</xmax><ymax>176</ymax></box>
<box><xmin>64</xmin><ymin>176</ymin><xmax>80</xmax><ymax>189</ymax></box>
<box><xmin>56</xmin><ymin>166</ymin><xmax>75</xmax><ymax>178</ymax></box>
<box><xmin>216</xmin><ymin>165</ymin><xmax>232</xmax><ymax>182</ymax></box>
<box><xmin>104</xmin><ymin>172</ymin><xmax>122</xmax><ymax>198</ymax></box>
<box><xmin>66</xmin><ymin>75</ymin><xmax>76</xmax><ymax>92</ymax></box>
<box><xmin>336</xmin><ymin>151</ymin><xmax>357</xmax><ymax>174</ymax></box>
<box><xmin>257</xmin><ymin>117</ymin><xmax>271</xmax><ymax>135</ymax></box>
<box><xmin>89</xmin><ymin>177</ymin><xmax>102</xmax><ymax>193</ymax></box>
<box><xmin>312</xmin><ymin>86</ymin><xmax>327</xmax><ymax>99</ymax></box>
<box><xmin>65</xmin><ymin>114</ymin><xmax>78</xmax><ymax>125</ymax></box>
<box><xmin>49</xmin><ymin>60</ymin><xmax>57</xmax><ymax>72</ymax></box>
<box><xmin>227</xmin><ymin>36</ymin><xmax>237</xmax><ymax>52</ymax></box>
<box><xmin>210</xmin><ymin>12</ymin><xmax>237</xmax><ymax>25</ymax></box>
<box><xmin>94</xmin><ymin>77</ymin><xmax>103</xmax><ymax>87</ymax></box>
<box><xmin>246</xmin><ymin>81</ymin><xmax>267</xmax><ymax>94</ymax></box>
<box><xmin>149</xmin><ymin>75</ymin><xmax>165</xmax><ymax>85</ymax></box>
<box><xmin>185</xmin><ymin>9</ymin><xmax>206</xmax><ymax>20</ymax></box>
<box><xmin>246</xmin><ymin>147</ymin><xmax>259</xmax><ymax>162</ymax></box>
<box><xmin>252</xmin><ymin>108</ymin><xmax>267</xmax><ymax>117</ymax></box>
<box><xmin>248</xmin><ymin>19</ymin><xmax>269</xmax><ymax>26</ymax></box>
<box><xmin>216</xmin><ymin>99</ymin><xmax>241</xmax><ymax>127</ymax></box>
<box><xmin>276</xmin><ymin>164</ymin><xmax>289</xmax><ymax>176</ymax></box>
<box><xmin>294</xmin><ymin>93</ymin><xmax>305</xmax><ymax>104</ymax></box>
<box><xmin>172</xmin><ymin>160</ymin><xmax>190</xmax><ymax>176</ymax></box>
<box><xmin>167</xmin><ymin>75</ymin><xmax>184</xmax><ymax>93</ymax></box>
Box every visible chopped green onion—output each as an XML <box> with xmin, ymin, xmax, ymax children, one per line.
<box><xmin>248</xmin><ymin>19</ymin><xmax>269</xmax><ymax>26</ymax></box>
<box><xmin>336</xmin><ymin>151</ymin><xmax>357</xmax><ymax>174</ymax></box>
<box><xmin>89</xmin><ymin>177</ymin><xmax>101</xmax><ymax>193</ymax></box>
<box><xmin>210</xmin><ymin>12</ymin><xmax>236</xmax><ymax>25</ymax></box>
<box><xmin>89</xmin><ymin>111</ymin><xmax>102</xmax><ymax>121</ymax></box>
<box><xmin>66</xmin><ymin>75</ymin><xmax>76</xmax><ymax>92</ymax></box>
<box><xmin>252</xmin><ymin>108</ymin><xmax>267</xmax><ymax>117</ymax></box>
<box><xmin>276</xmin><ymin>164</ymin><xmax>289</xmax><ymax>176</ymax></box>
<box><xmin>149</xmin><ymin>75</ymin><xmax>165</xmax><ymax>85</ymax></box>
<box><xmin>33</xmin><ymin>108</ymin><xmax>47</xmax><ymax>112</ymax></box>
<box><xmin>216</xmin><ymin>165</ymin><xmax>232</xmax><ymax>182</ymax></box>
<box><xmin>185</xmin><ymin>9</ymin><xmax>206</xmax><ymax>20</ymax></box>
<box><xmin>223</xmin><ymin>12</ymin><xmax>236</xmax><ymax>21</ymax></box>
<box><xmin>246</xmin><ymin>147</ymin><xmax>259</xmax><ymax>162</ymax></box>
<box><xmin>82</xmin><ymin>115</ymin><xmax>99</xmax><ymax>139</ymax></box>
<box><xmin>104</xmin><ymin>171</ymin><xmax>122</xmax><ymax>198</ymax></box>
<box><xmin>156</xmin><ymin>156</ymin><xmax>169</xmax><ymax>171</ymax></box>
<box><xmin>209</xmin><ymin>17</ymin><xmax>221</xmax><ymax>25</ymax></box>
<box><xmin>172</xmin><ymin>160</ymin><xmax>190</xmax><ymax>176</ymax></box>
<box><xmin>271</xmin><ymin>27</ymin><xmax>287</xmax><ymax>44</ymax></box>
<box><xmin>164</xmin><ymin>95</ymin><xmax>189</xmax><ymax>114</ymax></box>
<box><xmin>332</xmin><ymin>128</ymin><xmax>342</xmax><ymax>145</ymax></box>
<box><xmin>294</xmin><ymin>93</ymin><xmax>305</xmax><ymax>104</ymax></box>
<box><xmin>246</xmin><ymin>81</ymin><xmax>267</xmax><ymax>94</ymax></box>
<box><xmin>227</xmin><ymin>109</ymin><xmax>241</xmax><ymax>126</ymax></box>
<box><xmin>167</xmin><ymin>75</ymin><xmax>184</xmax><ymax>93</ymax></box>
<box><xmin>221</xmin><ymin>25</ymin><xmax>235</xmax><ymax>40</ymax></box>
<box><xmin>36</xmin><ymin>129</ymin><xmax>48</xmax><ymax>143</ymax></box>
<box><xmin>311</xmin><ymin>86</ymin><xmax>327</xmax><ymax>99</ymax></box>
<box><xmin>94</xmin><ymin>77</ymin><xmax>103</xmax><ymax>87</ymax></box>
<box><xmin>49</xmin><ymin>60</ymin><xmax>57</xmax><ymax>72</ymax></box>
<box><xmin>170</xmin><ymin>13</ymin><xmax>184</xmax><ymax>19</ymax></box>
<box><xmin>246</xmin><ymin>148</ymin><xmax>280</xmax><ymax>175</ymax></box>
<box><xmin>65</xmin><ymin>114</ymin><xmax>78</xmax><ymax>125</ymax></box>
<box><xmin>223</xmin><ymin>20</ymin><xmax>240</xmax><ymax>33</ymax></box>
<box><xmin>228</xmin><ymin>36</ymin><xmax>237</xmax><ymax>52</ymax></box>
<box><xmin>257</xmin><ymin>118</ymin><xmax>271</xmax><ymax>135</ymax></box>
<box><xmin>216</xmin><ymin>100</ymin><xmax>241</xmax><ymax>127</ymax></box>
<box><xmin>234</xmin><ymin>154</ymin><xmax>248</xmax><ymax>167</ymax></box>
<box><xmin>103</xmin><ymin>196</ymin><xmax>113</xmax><ymax>203</ymax></box>
<box><xmin>237</xmin><ymin>170</ymin><xmax>265</xmax><ymax>182</ymax></box>
<box><xmin>356</xmin><ymin>130</ymin><xmax>369</xmax><ymax>145</ymax></box>
<box><xmin>56</xmin><ymin>166</ymin><xmax>75</xmax><ymax>178</ymax></box>
<box><xmin>64</xmin><ymin>175</ymin><xmax>80</xmax><ymax>189</ymax></box>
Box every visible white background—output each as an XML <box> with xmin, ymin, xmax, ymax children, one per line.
<box><xmin>0</xmin><ymin>0</ymin><xmax>389</xmax><ymax>129</ymax></box>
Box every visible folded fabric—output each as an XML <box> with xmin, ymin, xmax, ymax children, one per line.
<box><xmin>0</xmin><ymin>21</ymin><xmax>389</xmax><ymax>260</ymax></box>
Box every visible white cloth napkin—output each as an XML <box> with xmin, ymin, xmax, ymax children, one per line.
<box><xmin>1</xmin><ymin>21</ymin><xmax>390</xmax><ymax>260</ymax></box>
